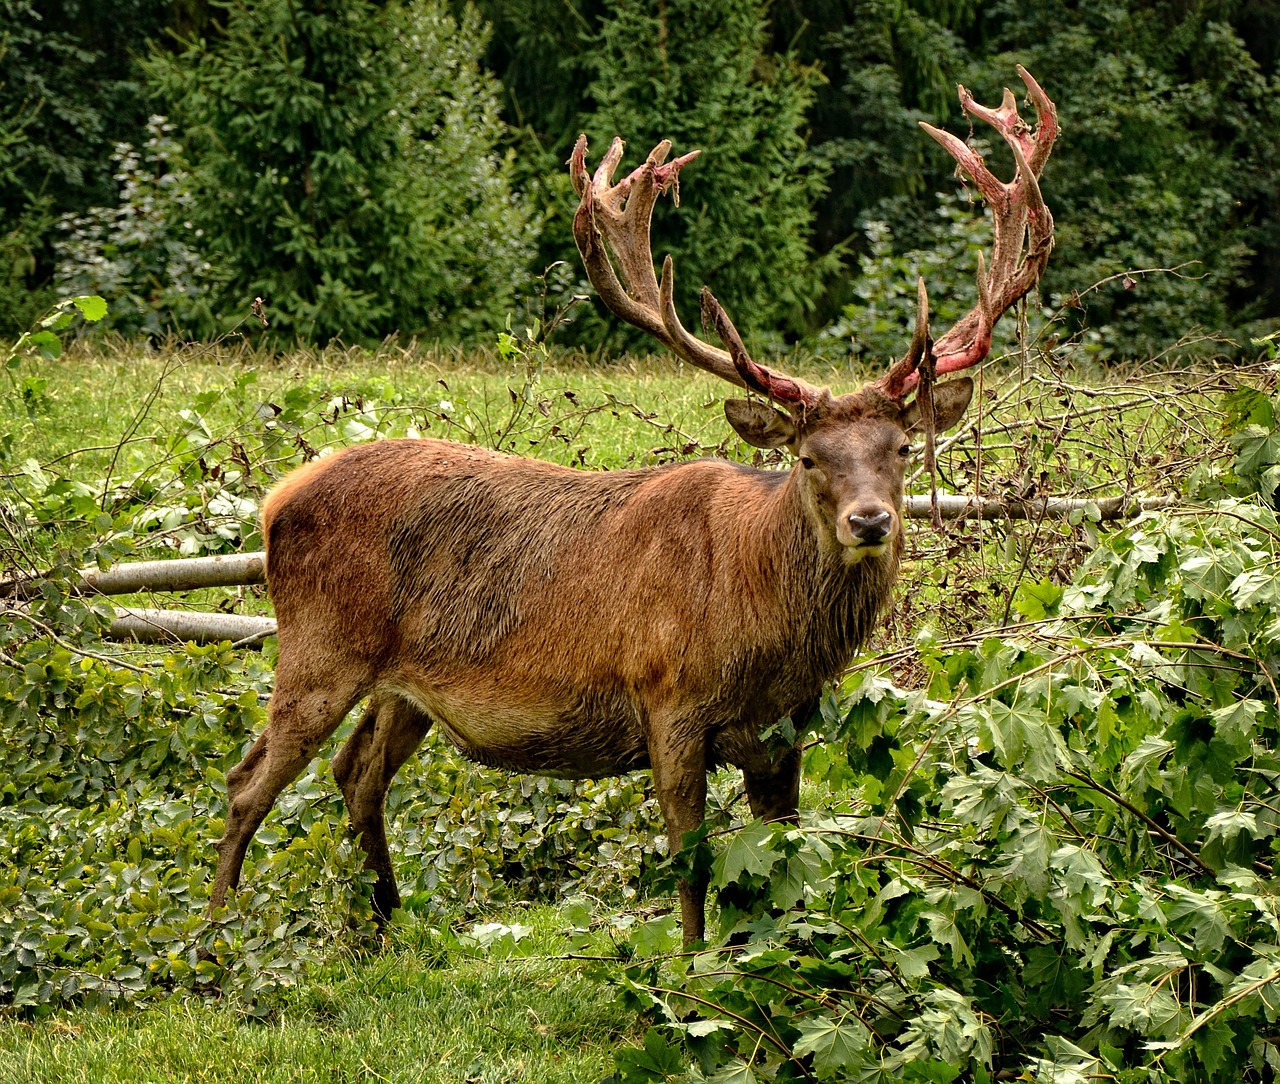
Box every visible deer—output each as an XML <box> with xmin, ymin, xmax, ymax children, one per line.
<box><xmin>206</xmin><ymin>67</ymin><xmax>1057</xmax><ymax>947</ymax></box>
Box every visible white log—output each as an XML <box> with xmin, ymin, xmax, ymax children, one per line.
<box><xmin>0</xmin><ymin>552</ymin><xmax>266</xmax><ymax>599</ymax></box>
<box><xmin>904</xmin><ymin>494</ymin><xmax>1174</xmax><ymax>522</ymax></box>
<box><xmin>81</xmin><ymin>552</ymin><xmax>266</xmax><ymax>594</ymax></box>
<box><xmin>107</xmin><ymin>608</ymin><xmax>276</xmax><ymax>647</ymax></box>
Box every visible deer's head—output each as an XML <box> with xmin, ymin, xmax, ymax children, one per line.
<box><xmin>570</xmin><ymin>66</ymin><xmax>1057</xmax><ymax>561</ymax></box>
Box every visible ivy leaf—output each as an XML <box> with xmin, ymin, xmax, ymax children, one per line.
<box><xmin>793</xmin><ymin>1013</ymin><xmax>871</xmax><ymax>1077</ymax></box>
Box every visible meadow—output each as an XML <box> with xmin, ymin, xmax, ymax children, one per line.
<box><xmin>3</xmin><ymin>324</ymin><xmax>1279</xmax><ymax>1082</ymax></box>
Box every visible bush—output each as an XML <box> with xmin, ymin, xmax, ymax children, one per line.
<box><xmin>53</xmin><ymin>117</ymin><xmax>214</xmax><ymax>337</ymax></box>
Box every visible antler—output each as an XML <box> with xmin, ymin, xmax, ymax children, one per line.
<box><xmin>570</xmin><ymin>135</ymin><xmax>819</xmax><ymax>410</ymax></box>
<box><xmin>878</xmin><ymin>66</ymin><xmax>1057</xmax><ymax>400</ymax></box>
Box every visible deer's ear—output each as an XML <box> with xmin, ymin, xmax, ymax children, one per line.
<box><xmin>901</xmin><ymin>377</ymin><xmax>974</xmax><ymax>435</ymax></box>
<box><xmin>725</xmin><ymin>399</ymin><xmax>798</xmax><ymax>449</ymax></box>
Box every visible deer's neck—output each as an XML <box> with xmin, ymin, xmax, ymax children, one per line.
<box><xmin>759</xmin><ymin>471</ymin><xmax>902</xmax><ymax>675</ymax></box>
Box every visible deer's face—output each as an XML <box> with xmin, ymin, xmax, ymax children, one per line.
<box><xmin>794</xmin><ymin>415</ymin><xmax>911</xmax><ymax>558</ymax></box>
<box><xmin>725</xmin><ymin>378</ymin><xmax>974</xmax><ymax>561</ymax></box>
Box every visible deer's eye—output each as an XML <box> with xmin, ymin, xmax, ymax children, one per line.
<box><xmin>799</xmin><ymin>455</ymin><xmax>816</xmax><ymax>470</ymax></box>
<box><xmin>898</xmin><ymin>443</ymin><xmax>911</xmax><ymax>458</ymax></box>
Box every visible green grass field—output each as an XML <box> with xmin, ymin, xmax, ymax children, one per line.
<box><xmin>0</xmin><ymin>905</ymin><xmax>634</xmax><ymax>1084</ymax></box>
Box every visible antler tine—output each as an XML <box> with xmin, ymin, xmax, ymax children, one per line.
<box><xmin>879</xmin><ymin>69</ymin><xmax>1056</xmax><ymax>397</ymax></box>
<box><xmin>571</xmin><ymin>135</ymin><xmax>819</xmax><ymax>409</ymax></box>
<box><xmin>699</xmin><ymin>288</ymin><xmax>817</xmax><ymax>408</ymax></box>
<box><xmin>877</xmin><ymin>278</ymin><xmax>931</xmax><ymax>400</ymax></box>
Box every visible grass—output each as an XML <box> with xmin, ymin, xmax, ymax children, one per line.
<box><xmin>0</xmin><ymin>905</ymin><xmax>635</xmax><ymax>1084</ymax></box>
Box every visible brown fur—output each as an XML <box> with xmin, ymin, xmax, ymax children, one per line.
<box><xmin>207</xmin><ymin>380</ymin><xmax>972</xmax><ymax>944</ymax></box>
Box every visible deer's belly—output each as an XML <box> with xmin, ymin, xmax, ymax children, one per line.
<box><xmin>388</xmin><ymin>681</ymin><xmax>650</xmax><ymax>778</ymax></box>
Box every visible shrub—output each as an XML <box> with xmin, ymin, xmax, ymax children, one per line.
<box><xmin>579</xmin><ymin>0</ymin><xmax>834</xmax><ymax>348</ymax></box>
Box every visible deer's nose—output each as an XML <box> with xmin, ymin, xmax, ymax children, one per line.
<box><xmin>847</xmin><ymin>510</ymin><xmax>893</xmax><ymax>546</ymax></box>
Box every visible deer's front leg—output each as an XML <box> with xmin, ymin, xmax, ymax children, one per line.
<box><xmin>649</xmin><ymin>718</ymin><xmax>710</xmax><ymax>947</ymax></box>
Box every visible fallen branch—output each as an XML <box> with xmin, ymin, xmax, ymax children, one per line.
<box><xmin>904</xmin><ymin>493</ymin><xmax>1173</xmax><ymax>521</ymax></box>
<box><xmin>0</xmin><ymin>552</ymin><xmax>266</xmax><ymax>599</ymax></box>
<box><xmin>107</xmin><ymin>607</ymin><xmax>276</xmax><ymax>647</ymax></box>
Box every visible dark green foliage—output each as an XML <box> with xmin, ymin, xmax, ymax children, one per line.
<box><xmin>53</xmin><ymin>118</ymin><xmax>214</xmax><ymax>337</ymax></box>
<box><xmin>0</xmin><ymin>0</ymin><xmax>170</xmax><ymax>334</ymax></box>
<box><xmin>579</xmin><ymin>0</ymin><xmax>832</xmax><ymax>346</ymax></box>
<box><xmin>769</xmin><ymin>0</ymin><xmax>977</xmax><ymax>328</ymax></box>
<box><xmin>6</xmin><ymin>0</ymin><xmax>1279</xmax><ymax>353</ymax></box>
<box><xmin>146</xmin><ymin>0</ymin><xmax>535</xmax><ymax>342</ymax></box>
<box><xmin>963</xmin><ymin>0</ymin><xmax>1280</xmax><ymax>358</ymax></box>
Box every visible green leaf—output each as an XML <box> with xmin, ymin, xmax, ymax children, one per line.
<box><xmin>28</xmin><ymin>330</ymin><xmax>62</xmax><ymax>360</ymax></box>
<box><xmin>1013</xmin><ymin>579</ymin><xmax>1063</xmax><ymax>620</ymax></box>
<box><xmin>793</xmin><ymin>1013</ymin><xmax>871</xmax><ymax>1077</ymax></box>
<box><xmin>713</xmin><ymin>820</ymin><xmax>780</xmax><ymax>883</ymax></box>
<box><xmin>73</xmin><ymin>295</ymin><xmax>109</xmax><ymax>322</ymax></box>
<box><xmin>705</xmin><ymin>1062</ymin><xmax>757</xmax><ymax>1084</ymax></box>
<box><xmin>614</xmin><ymin>1028</ymin><xmax>685</xmax><ymax>1082</ymax></box>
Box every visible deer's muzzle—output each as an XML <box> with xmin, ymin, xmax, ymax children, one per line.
<box><xmin>839</xmin><ymin>507</ymin><xmax>895</xmax><ymax>551</ymax></box>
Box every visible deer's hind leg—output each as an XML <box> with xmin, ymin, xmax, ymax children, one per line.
<box><xmin>332</xmin><ymin>692</ymin><xmax>433</xmax><ymax>922</ymax></box>
<box><xmin>209</xmin><ymin>656</ymin><xmax>368</xmax><ymax>915</ymax></box>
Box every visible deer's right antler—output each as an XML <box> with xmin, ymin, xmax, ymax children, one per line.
<box><xmin>877</xmin><ymin>66</ymin><xmax>1057</xmax><ymax>400</ymax></box>
<box><xmin>570</xmin><ymin>136</ymin><xmax>819</xmax><ymax>411</ymax></box>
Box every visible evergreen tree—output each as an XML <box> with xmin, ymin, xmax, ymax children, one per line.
<box><xmin>581</xmin><ymin>0</ymin><xmax>833</xmax><ymax>346</ymax></box>
<box><xmin>148</xmin><ymin>0</ymin><xmax>536</xmax><ymax>342</ymax></box>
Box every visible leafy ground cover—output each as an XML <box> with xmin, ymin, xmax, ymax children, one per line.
<box><xmin>4</xmin><ymin>314</ymin><xmax>1280</xmax><ymax>1080</ymax></box>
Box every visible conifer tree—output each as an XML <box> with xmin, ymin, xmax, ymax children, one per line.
<box><xmin>581</xmin><ymin>0</ymin><xmax>832</xmax><ymax>344</ymax></box>
<box><xmin>149</xmin><ymin>0</ymin><xmax>535</xmax><ymax>341</ymax></box>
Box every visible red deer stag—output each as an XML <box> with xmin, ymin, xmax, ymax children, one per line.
<box><xmin>207</xmin><ymin>68</ymin><xmax>1056</xmax><ymax>946</ymax></box>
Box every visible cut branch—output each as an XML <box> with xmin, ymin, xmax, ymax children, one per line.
<box><xmin>107</xmin><ymin>608</ymin><xmax>276</xmax><ymax>647</ymax></box>
<box><xmin>904</xmin><ymin>494</ymin><xmax>1172</xmax><ymax>522</ymax></box>
<box><xmin>0</xmin><ymin>552</ymin><xmax>266</xmax><ymax>599</ymax></box>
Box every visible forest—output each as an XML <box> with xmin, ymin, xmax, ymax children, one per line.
<box><xmin>5</xmin><ymin>2</ymin><xmax>1280</xmax><ymax>1083</ymax></box>
<box><xmin>2</xmin><ymin>0</ymin><xmax>1279</xmax><ymax>355</ymax></box>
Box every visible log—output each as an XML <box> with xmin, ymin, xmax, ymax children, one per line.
<box><xmin>80</xmin><ymin>552</ymin><xmax>266</xmax><ymax>594</ymax></box>
<box><xmin>107</xmin><ymin>608</ymin><xmax>276</xmax><ymax>647</ymax></box>
<box><xmin>0</xmin><ymin>552</ymin><xmax>266</xmax><ymax>599</ymax></box>
<box><xmin>904</xmin><ymin>494</ymin><xmax>1174</xmax><ymax>522</ymax></box>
